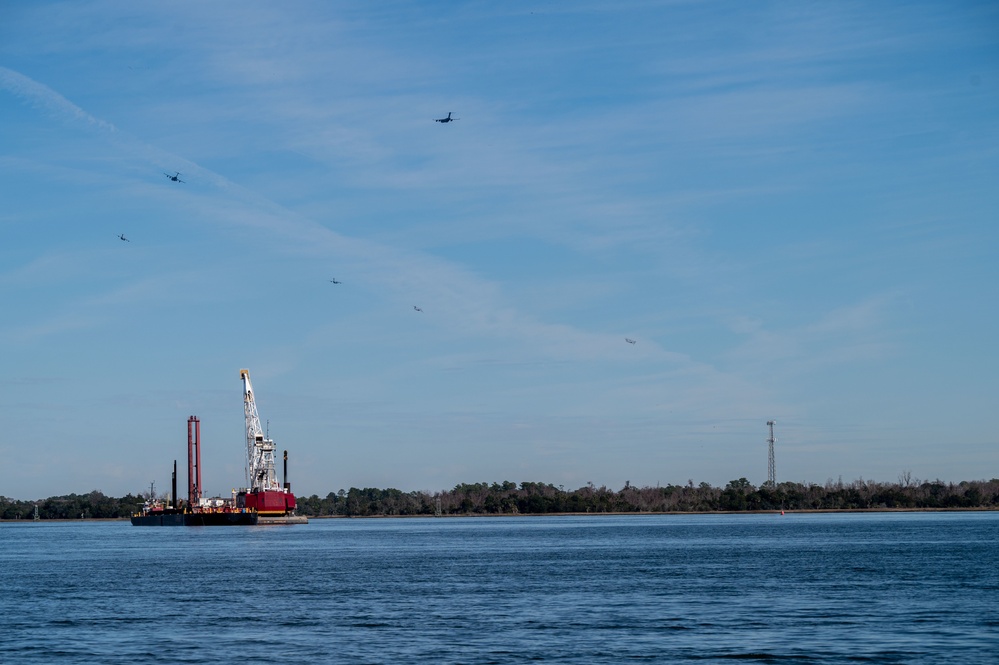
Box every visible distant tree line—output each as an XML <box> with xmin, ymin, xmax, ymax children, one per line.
<box><xmin>3</xmin><ymin>477</ymin><xmax>997</xmax><ymax>520</ymax></box>
<box><xmin>0</xmin><ymin>491</ymin><xmax>145</xmax><ymax>520</ymax></box>
<box><xmin>294</xmin><ymin>477</ymin><xmax>999</xmax><ymax>517</ymax></box>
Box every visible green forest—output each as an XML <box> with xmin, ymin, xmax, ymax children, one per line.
<box><xmin>3</xmin><ymin>477</ymin><xmax>998</xmax><ymax>520</ymax></box>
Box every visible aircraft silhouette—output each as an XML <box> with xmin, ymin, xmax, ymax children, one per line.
<box><xmin>117</xmin><ymin>233</ymin><xmax>130</xmax><ymax>242</ymax></box>
<box><xmin>164</xmin><ymin>171</ymin><xmax>185</xmax><ymax>183</ymax></box>
<box><xmin>413</xmin><ymin>306</ymin><xmax>423</xmax><ymax>312</ymax></box>
<box><xmin>434</xmin><ymin>112</ymin><xmax>458</xmax><ymax>123</ymax></box>
<box><xmin>625</xmin><ymin>338</ymin><xmax>636</xmax><ymax>345</ymax></box>
<box><xmin>329</xmin><ymin>278</ymin><xmax>341</xmax><ymax>284</ymax></box>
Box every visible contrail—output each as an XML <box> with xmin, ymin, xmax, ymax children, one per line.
<box><xmin>0</xmin><ymin>69</ymin><xmax>657</xmax><ymax>361</ymax></box>
<box><xmin>0</xmin><ymin>66</ymin><xmax>117</xmax><ymax>134</ymax></box>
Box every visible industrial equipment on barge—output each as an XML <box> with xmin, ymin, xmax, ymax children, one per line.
<box><xmin>131</xmin><ymin>370</ymin><xmax>307</xmax><ymax>526</ymax></box>
<box><xmin>131</xmin><ymin>417</ymin><xmax>258</xmax><ymax>526</ymax></box>
<box><xmin>235</xmin><ymin>369</ymin><xmax>307</xmax><ymax>524</ymax></box>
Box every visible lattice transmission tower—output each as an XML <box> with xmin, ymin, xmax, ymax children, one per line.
<box><xmin>766</xmin><ymin>420</ymin><xmax>777</xmax><ymax>488</ymax></box>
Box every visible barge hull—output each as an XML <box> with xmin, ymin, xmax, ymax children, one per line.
<box><xmin>184</xmin><ymin>512</ymin><xmax>258</xmax><ymax>526</ymax></box>
<box><xmin>130</xmin><ymin>512</ymin><xmax>258</xmax><ymax>526</ymax></box>
<box><xmin>258</xmin><ymin>514</ymin><xmax>308</xmax><ymax>525</ymax></box>
<box><xmin>130</xmin><ymin>513</ymin><xmax>186</xmax><ymax>527</ymax></box>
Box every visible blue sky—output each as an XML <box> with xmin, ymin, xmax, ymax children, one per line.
<box><xmin>1</xmin><ymin>1</ymin><xmax>997</xmax><ymax>500</ymax></box>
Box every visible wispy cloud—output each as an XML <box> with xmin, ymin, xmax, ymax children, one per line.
<box><xmin>722</xmin><ymin>294</ymin><xmax>898</xmax><ymax>377</ymax></box>
<box><xmin>3</xmin><ymin>2</ymin><xmax>995</xmax><ymax>497</ymax></box>
<box><xmin>1</xmin><ymin>67</ymin><xmax>691</xmax><ymax>368</ymax></box>
<box><xmin>0</xmin><ymin>66</ymin><xmax>117</xmax><ymax>134</ymax></box>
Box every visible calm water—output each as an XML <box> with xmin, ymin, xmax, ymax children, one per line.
<box><xmin>1</xmin><ymin>512</ymin><xmax>997</xmax><ymax>664</ymax></box>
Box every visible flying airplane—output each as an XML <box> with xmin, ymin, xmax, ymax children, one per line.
<box><xmin>117</xmin><ymin>233</ymin><xmax>130</xmax><ymax>242</ymax></box>
<box><xmin>434</xmin><ymin>112</ymin><xmax>458</xmax><ymax>123</ymax></box>
<box><xmin>164</xmin><ymin>171</ymin><xmax>185</xmax><ymax>183</ymax></box>
<box><xmin>625</xmin><ymin>338</ymin><xmax>636</xmax><ymax>344</ymax></box>
<box><xmin>413</xmin><ymin>306</ymin><xmax>423</xmax><ymax>312</ymax></box>
<box><xmin>329</xmin><ymin>278</ymin><xmax>341</xmax><ymax>284</ymax></box>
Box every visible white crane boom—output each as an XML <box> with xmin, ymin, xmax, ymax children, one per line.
<box><xmin>240</xmin><ymin>369</ymin><xmax>279</xmax><ymax>491</ymax></box>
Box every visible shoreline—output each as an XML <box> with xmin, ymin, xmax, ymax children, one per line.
<box><xmin>4</xmin><ymin>506</ymin><xmax>996</xmax><ymax>523</ymax></box>
<box><xmin>306</xmin><ymin>506</ymin><xmax>999</xmax><ymax>519</ymax></box>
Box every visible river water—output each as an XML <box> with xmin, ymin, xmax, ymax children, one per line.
<box><xmin>1</xmin><ymin>512</ymin><xmax>996</xmax><ymax>663</ymax></box>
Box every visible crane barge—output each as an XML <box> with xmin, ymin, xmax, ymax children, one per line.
<box><xmin>235</xmin><ymin>369</ymin><xmax>307</xmax><ymax>524</ymax></box>
<box><xmin>130</xmin><ymin>370</ymin><xmax>307</xmax><ymax>526</ymax></box>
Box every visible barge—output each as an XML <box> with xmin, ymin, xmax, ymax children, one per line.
<box><xmin>130</xmin><ymin>504</ymin><xmax>258</xmax><ymax>527</ymax></box>
<box><xmin>132</xmin><ymin>371</ymin><xmax>308</xmax><ymax>527</ymax></box>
